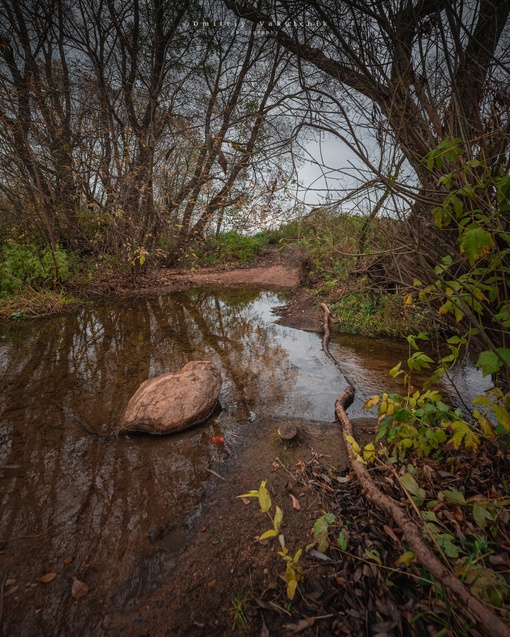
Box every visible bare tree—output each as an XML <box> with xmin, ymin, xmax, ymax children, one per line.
<box><xmin>221</xmin><ymin>0</ymin><xmax>510</xmax><ymax>360</ymax></box>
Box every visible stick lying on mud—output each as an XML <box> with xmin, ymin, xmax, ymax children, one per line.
<box><xmin>321</xmin><ymin>303</ymin><xmax>510</xmax><ymax>637</ymax></box>
<box><xmin>335</xmin><ymin>387</ymin><xmax>510</xmax><ymax>637</ymax></box>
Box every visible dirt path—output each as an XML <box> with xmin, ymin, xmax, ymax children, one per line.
<box><xmin>83</xmin><ymin>246</ymin><xmax>308</xmax><ymax>298</ymax></box>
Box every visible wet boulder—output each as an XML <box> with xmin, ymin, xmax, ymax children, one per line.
<box><xmin>119</xmin><ymin>360</ymin><xmax>222</xmax><ymax>435</ymax></box>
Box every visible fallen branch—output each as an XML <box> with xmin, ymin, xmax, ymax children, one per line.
<box><xmin>320</xmin><ymin>303</ymin><xmax>335</xmax><ymax>365</ymax></box>
<box><xmin>320</xmin><ymin>302</ymin><xmax>355</xmax><ymax>385</ymax></box>
<box><xmin>335</xmin><ymin>386</ymin><xmax>510</xmax><ymax>637</ymax></box>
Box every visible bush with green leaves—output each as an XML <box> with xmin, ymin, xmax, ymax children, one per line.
<box><xmin>0</xmin><ymin>241</ymin><xmax>74</xmax><ymax>294</ymax></box>
<box><xmin>182</xmin><ymin>231</ymin><xmax>268</xmax><ymax>266</ymax></box>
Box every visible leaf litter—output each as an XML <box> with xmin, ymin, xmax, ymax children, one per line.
<box><xmin>245</xmin><ymin>442</ymin><xmax>510</xmax><ymax>637</ymax></box>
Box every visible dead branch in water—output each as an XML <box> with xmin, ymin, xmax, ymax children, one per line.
<box><xmin>320</xmin><ymin>302</ymin><xmax>355</xmax><ymax>385</ymax></box>
<box><xmin>320</xmin><ymin>302</ymin><xmax>334</xmax><ymax>364</ymax></box>
<box><xmin>334</xmin><ymin>387</ymin><xmax>510</xmax><ymax>637</ymax></box>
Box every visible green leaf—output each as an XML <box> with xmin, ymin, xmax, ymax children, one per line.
<box><xmin>437</xmin><ymin>534</ymin><xmax>460</xmax><ymax>558</ymax></box>
<box><xmin>496</xmin><ymin>347</ymin><xmax>510</xmax><ymax>369</ymax></box>
<box><xmin>459</xmin><ymin>565</ymin><xmax>510</xmax><ymax>606</ymax></box>
<box><xmin>441</xmin><ymin>488</ymin><xmax>466</xmax><ymax>504</ymax></box>
<box><xmin>313</xmin><ymin>517</ymin><xmax>330</xmax><ymax>553</ymax></box>
<box><xmin>365</xmin><ymin>549</ymin><xmax>382</xmax><ymax>565</ymax></box>
<box><xmin>472</xmin><ymin>502</ymin><xmax>492</xmax><ymax>531</ymax></box>
<box><xmin>460</xmin><ymin>228</ymin><xmax>494</xmax><ymax>265</ymax></box>
<box><xmin>337</xmin><ymin>530</ymin><xmax>348</xmax><ymax>550</ymax></box>
<box><xmin>400</xmin><ymin>473</ymin><xmax>426</xmax><ymax>505</ymax></box>
<box><xmin>389</xmin><ymin>363</ymin><xmax>403</xmax><ymax>378</ymax></box>
<box><xmin>472</xmin><ymin>395</ymin><xmax>493</xmax><ymax>407</ymax></box>
<box><xmin>324</xmin><ymin>512</ymin><xmax>335</xmax><ymax>525</ymax></box>
<box><xmin>477</xmin><ymin>350</ymin><xmax>503</xmax><ymax>376</ymax></box>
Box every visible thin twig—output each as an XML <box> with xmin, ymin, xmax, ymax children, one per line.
<box><xmin>205</xmin><ymin>468</ymin><xmax>225</xmax><ymax>481</ymax></box>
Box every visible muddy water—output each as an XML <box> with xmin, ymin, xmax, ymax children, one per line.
<box><xmin>0</xmin><ymin>287</ymin><xmax>490</xmax><ymax>636</ymax></box>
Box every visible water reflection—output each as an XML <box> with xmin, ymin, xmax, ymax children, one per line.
<box><xmin>0</xmin><ymin>287</ymin><xmax>490</xmax><ymax>636</ymax></box>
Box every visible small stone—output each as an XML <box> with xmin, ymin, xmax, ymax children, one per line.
<box><xmin>278</xmin><ymin>422</ymin><xmax>297</xmax><ymax>440</ymax></box>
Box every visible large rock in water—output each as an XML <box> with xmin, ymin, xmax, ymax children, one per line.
<box><xmin>119</xmin><ymin>361</ymin><xmax>222</xmax><ymax>435</ymax></box>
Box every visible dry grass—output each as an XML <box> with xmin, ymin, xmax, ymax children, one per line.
<box><xmin>0</xmin><ymin>289</ymin><xmax>81</xmax><ymax>320</ymax></box>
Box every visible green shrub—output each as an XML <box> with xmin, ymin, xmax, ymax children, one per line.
<box><xmin>0</xmin><ymin>241</ymin><xmax>74</xmax><ymax>294</ymax></box>
<box><xmin>181</xmin><ymin>231</ymin><xmax>269</xmax><ymax>266</ymax></box>
<box><xmin>215</xmin><ymin>231</ymin><xmax>268</xmax><ymax>262</ymax></box>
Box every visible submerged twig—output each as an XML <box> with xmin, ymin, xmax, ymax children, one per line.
<box><xmin>205</xmin><ymin>468</ymin><xmax>225</xmax><ymax>481</ymax></box>
<box><xmin>320</xmin><ymin>303</ymin><xmax>355</xmax><ymax>385</ymax></box>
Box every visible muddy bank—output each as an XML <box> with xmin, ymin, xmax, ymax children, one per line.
<box><xmin>78</xmin><ymin>246</ymin><xmax>308</xmax><ymax>301</ymax></box>
<box><xmin>103</xmin><ymin>416</ymin><xmax>369</xmax><ymax>636</ymax></box>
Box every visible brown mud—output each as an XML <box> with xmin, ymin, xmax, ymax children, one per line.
<box><xmin>81</xmin><ymin>246</ymin><xmax>310</xmax><ymax>300</ymax></box>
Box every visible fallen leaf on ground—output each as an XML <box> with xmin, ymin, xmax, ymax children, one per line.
<box><xmin>63</xmin><ymin>556</ymin><xmax>73</xmax><ymax>565</ymax></box>
<box><xmin>383</xmin><ymin>525</ymin><xmax>400</xmax><ymax>544</ymax></box>
<box><xmin>211</xmin><ymin>436</ymin><xmax>224</xmax><ymax>444</ymax></box>
<box><xmin>6</xmin><ymin>578</ymin><xmax>16</xmax><ymax>586</ymax></box>
<box><xmin>38</xmin><ymin>572</ymin><xmax>56</xmax><ymax>583</ymax></box>
<box><xmin>289</xmin><ymin>493</ymin><xmax>301</xmax><ymax>510</ymax></box>
<box><xmin>71</xmin><ymin>577</ymin><xmax>89</xmax><ymax>599</ymax></box>
<box><xmin>286</xmin><ymin>617</ymin><xmax>315</xmax><ymax>633</ymax></box>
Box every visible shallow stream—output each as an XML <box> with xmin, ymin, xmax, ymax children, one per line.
<box><xmin>0</xmin><ymin>287</ymin><xmax>490</xmax><ymax>635</ymax></box>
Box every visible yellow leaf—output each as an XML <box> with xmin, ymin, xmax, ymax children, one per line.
<box><xmin>274</xmin><ymin>505</ymin><xmax>283</xmax><ymax>533</ymax></box>
<box><xmin>491</xmin><ymin>404</ymin><xmax>510</xmax><ymax>431</ymax></box>
<box><xmin>287</xmin><ymin>577</ymin><xmax>298</xmax><ymax>600</ymax></box>
<box><xmin>237</xmin><ymin>490</ymin><xmax>259</xmax><ymax>499</ymax></box>
<box><xmin>395</xmin><ymin>551</ymin><xmax>416</xmax><ymax>567</ymax></box>
<box><xmin>473</xmin><ymin>409</ymin><xmax>495</xmax><ymax>439</ymax></box>
<box><xmin>259</xmin><ymin>529</ymin><xmax>278</xmax><ymax>541</ymax></box>
<box><xmin>345</xmin><ymin>435</ymin><xmax>360</xmax><ymax>455</ymax></box>
<box><xmin>449</xmin><ymin>420</ymin><xmax>480</xmax><ymax>451</ymax></box>
<box><xmin>363</xmin><ymin>443</ymin><xmax>376</xmax><ymax>463</ymax></box>
<box><xmin>364</xmin><ymin>395</ymin><xmax>380</xmax><ymax>409</ymax></box>
<box><xmin>258</xmin><ymin>481</ymin><xmax>272</xmax><ymax>512</ymax></box>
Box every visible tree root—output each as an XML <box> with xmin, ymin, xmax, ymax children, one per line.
<box><xmin>335</xmin><ymin>387</ymin><xmax>510</xmax><ymax>636</ymax></box>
